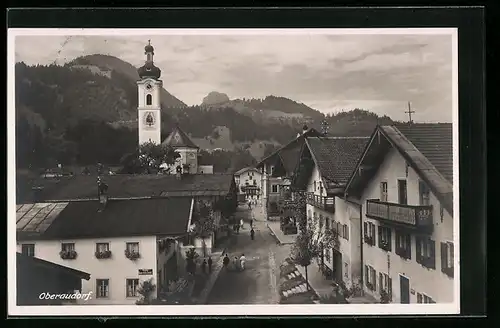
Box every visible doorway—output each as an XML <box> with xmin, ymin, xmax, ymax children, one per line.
<box><xmin>399</xmin><ymin>274</ymin><xmax>410</xmax><ymax>304</ymax></box>
<box><xmin>398</xmin><ymin>180</ymin><xmax>408</xmax><ymax>205</ymax></box>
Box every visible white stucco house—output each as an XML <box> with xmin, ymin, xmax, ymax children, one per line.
<box><xmin>234</xmin><ymin>167</ymin><xmax>262</xmax><ymax>202</ymax></box>
<box><xmin>292</xmin><ymin>136</ymin><xmax>370</xmax><ymax>290</ymax></box>
<box><xmin>16</xmin><ymin>197</ymin><xmax>194</xmax><ymax>305</ymax></box>
<box><xmin>344</xmin><ymin>123</ymin><xmax>455</xmax><ymax>304</ymax></box>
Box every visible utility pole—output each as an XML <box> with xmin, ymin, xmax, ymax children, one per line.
<box><xmin>405</xmin><ymin>101</ymin><xmax>415</xmax><ymax>124</ymax></box>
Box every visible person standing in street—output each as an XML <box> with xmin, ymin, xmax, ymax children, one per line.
<box><xmin>240</xmin><ymin>254</ymin><xmax>247</xmax><ymax>271</ymax></box>
<box><xmin>201</xmin><ymin>259</ymin><xmax>207</xmax><ymax>274</ymax></box>
<box><xmin>250</xmin><ymin>228</ymin><xmax>255</xmax><ymax>240</ymax></box>
<box><xmin>207</xmin><ymin>256</ymin><xmax>213</xmax><ymax>273</ymax></box>
<box><xmin>233</xmin><ymin>256</ymin><xmax>239</xmax><ymax>271</ymax></box>
<box><xmin>223</xmin><ymin>254</ymin><xmax>230</xmax><ymax>270</ymax></box>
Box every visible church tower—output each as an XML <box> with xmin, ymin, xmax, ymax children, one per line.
<box><xmin>137</xmin><ymin>40</ymin><xmax>162</xmax><ymax>146</ymax></box>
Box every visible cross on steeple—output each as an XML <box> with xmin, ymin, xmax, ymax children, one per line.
<box><xmin>148</xmin><ymin>39</ymin><xmax>151</xmax><ymax>45</ymax></box>
<box><xmin>405</xmin><ymin>101</ymin><xmax>415</xmax><ymax>124</ymax></box>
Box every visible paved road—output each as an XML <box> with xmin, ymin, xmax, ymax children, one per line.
<box><xmin>207</xmin><ymin>206</ymin><xmax>290</xmax><ymax>304</ymax></box>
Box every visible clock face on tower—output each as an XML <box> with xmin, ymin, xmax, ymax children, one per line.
<box><xmin>143</xmin><ymin>111</ymin><xmax>157</xmax><ymax>130</ymax></box>
<box><xmin>146</xmin><ymin>83</ymin><xmax>153</xmax><ymax>90</ymax></box>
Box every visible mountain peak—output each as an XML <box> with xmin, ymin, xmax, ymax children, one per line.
<box><xmin>202</xmin><ymin>91</ymin><xmax>230</xmax><ymax>106</ymax></box>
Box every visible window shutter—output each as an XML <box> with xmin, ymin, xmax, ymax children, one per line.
<box><xmin>346</xmin><ymin>225</ymin><xmax>349</xmax><ymax>241</ymax></box>
<box><xmin>450</xmin><ymin>243</ymin><xmax>454</xmax><ymax>275</ymax></box>
<box><xmin>365</xmin><ymin>265</ymin><xmax>369</xmax><ymax>286</ymax></box>
<box><xmin>440</xmin><ymin>242</ymin><xmax>447</xmax><ymax>273</ymax></box>
<box><xmin>378</xmin><ymin>226</ymin><xmax>382</xmax><ymax>247</ymax></box>
<box><xmin>406</xmin><ymin>234</ymin><xmax>412</xmax><ymax>259</ymax></box>
<box><xmin>429</xmin><ymin>240</ymin><xmax>436</xmax><ymax>269</ymax></box>
<box><xmin>388</xmin><ymin>277</ymin><xmax>392</xmax><ymax>297</ymax></box>
<box><xmin>363</xmin><ymin>222</ymin><xmax>368</xmax><ymax>236</ymax></box>
<box><xmin>372</xmin><ymin>268</ymin><xmax>377</xmax><ymax>291</ymax></box>
<box><xmin>415</xmin><ymin>236</ymin><xmax>422</xmax><ymax>264</ymax></box>
<box><xmin>379</xmin><ymin>273</ymin><xmax>383</xmax><ymax>294</ymax></box>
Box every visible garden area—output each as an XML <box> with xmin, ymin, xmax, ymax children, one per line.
<box><xmin>278</xmin><ymin>258</ymin><xmax>319</xmax><ymax>304</ymax></box>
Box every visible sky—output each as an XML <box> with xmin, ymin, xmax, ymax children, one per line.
<box><xmin>14</xmin><ymin>31</ymin><xmax>454</xmax><ymax>122</ymax></box>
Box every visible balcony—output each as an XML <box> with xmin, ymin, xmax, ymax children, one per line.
<box><xmin>366</xmin><ymin>199</ymin><xmax>433</xmax><ymax>232</ymax></box>
<box><xmin>305</xmin><ymin>192</ymin><xmax>335</xmax><ymax>213</ymax></box>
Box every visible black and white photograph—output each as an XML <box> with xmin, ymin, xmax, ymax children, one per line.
<box><xmin>8</xmin><ymin>28</ymin><xmax>459</xmax><ymax>316</ymax></box>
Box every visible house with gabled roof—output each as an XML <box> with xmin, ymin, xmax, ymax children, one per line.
<box><xmin>234</xmin><ymin>167</ymin><xmax>262</xmax><ymax>202</ymax></box>
<box><xmin>16</xmin><ymin>196</ymin><xmax>193</xmax><ymax>305</ymax></box>
<box><xmin>17</xmin><ymin>252</ymin><xmax>91</xmax><ymax>305</ymax></box>
<box><xmin>160</xmin><ymin>124</ymin><xmax>214</xmax><ymax>175</ymax></box>
<box><xmin>256</xmin><ymin>125</ymin><xmax>322</xmax><ymax>216</ymax></box>
<box><xmin>344</xmin><ymin>123</ymin><xmax>455</xmax><ymax>304</ymax></box>
<box><xmin>292</xmin><ymin>136</ymin><xmax>370</xmax><ymax>292</ymax></box>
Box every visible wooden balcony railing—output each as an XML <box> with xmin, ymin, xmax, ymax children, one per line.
<box><xmin>305</xmin><ymin>192</ymin><xmax>335</xmax><ymax>213</ymax></box>
<box><xmin>366</xmin><ymin>199</ymin><xmax>433</xmax><ymax>230</ymax></box>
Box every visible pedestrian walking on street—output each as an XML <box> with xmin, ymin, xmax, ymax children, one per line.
<box><xmin>240</xmin><ymin>218</ymin><xmax>244</xmax><ymax>230</ymax></box>
<box><xmin>207</xmin><ymin>256</ymin><xmax>213</xmax><ymax>273</ymax></box>
<box><xmin>240</xmin><ymin>254</ymin><xmax>247</xmax><ymax>271</ymax></box>
<box><xmin>250</xmin><ymin>218</ymin><xmax>253</xmax><ymax>228</ymax></box>
<box><xmin>250</xmin><ymin>228</ymin><xmax>255</xmax><ymax>240</ymax></box>
<box><xmin>233</xmin><ymin>256</ymin><xmax>239</xmax><ymax>271</ymax></box>
<box><xmin>223</xmin><ymin>254</ymin><xmax>230</xmax><ymax>270</ymax></box>
<box><xmin>201</xmin><ymin>259</ymin><xmax>207</xmax><ymax>274</ymax></box>
<box><xmin>248</xmin><ymin>201</ymin><xmax>252</xmax><ymax>210</ymax></box>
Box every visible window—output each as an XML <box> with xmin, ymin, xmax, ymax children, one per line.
<box><xmin>378</xmin><ymin>226</ymin><xmax>392</xmax><ymax>251</ymax></box>
<box><xmin>419</xmin><ymin>180</ymin><xmax>431</xmax><ymax>206</ymax></box>
<box><xmin>21</xmin><ymin>244</ymin><xmax>35</xmax><ymax>257</ymax></box>
<box><xmin>395</xmin><ymin>231</ymin><xmax>411</xmax><ymax>260</ymax></box>
<box><xmin>126</xmin><ymin>242</ymin><xmax>139</xmax><ymax>253</ymax></box>
<box><xmin>343</xmin><ymin>224</ymin><xmax>349</xmax><ymax>240</ymax></box>
<box><xmin>126</xmin><ymin>279</ymin><xmax>140</xmax><ymax>297</ymax></box>
<box><xmin>61</xmin><ymin>243</ymin><xmax>75</xmax><ymax>252</ymax></box>
<box><xmin>96</xmin><ymin>243</ymin><xmax>110</xmax><ymax>252</ymax></box>
<box><xmin>344</xmin><ymin>263</ymin><xmax>349</xmax><ymax>279</ymax></box>
<box><xmin>325</xmin><ymin>217</ymin><xmax>330</xmax><ymax>230</ymax></box>
<box><xmin>379</xmin><ymin>272</ymin><xmax>392</xmax><ymax>299</ymax></box>
<box><xmin>364</xmin><ymin>265</ymin><xmax>377</xmax><ymax>291</ymax></box>
<box><xmin>271</xmin><ymin>185</ymin><xmax>278</xmax><ymax>193</ymax></box>
<box><xmin>417</xmin><ymin>292</ymin><xmax>435</xmax><ymax>304</ymax></box>
<box><xmin>319</xmin><ymin>182</ymin><xmax>323</xmax><ymax>195</ymax></box>
<box><xmin>96</xmin><ymin>279</ymin><xmax>110</xmax><ymax>298</ymax></box>
<box><xmin>380</xmin><ymin>181</ymin><xmax>388</xmax><ymax>202</ymax></box>
<box><xmin>307</xmin><ymin>210</ymin><xmax>312</xmax><ymax>221</ymax></box>
<box><xmin>398</xmin><ymin>179</ymin><xmax>408</xmax><ymax>205</ymax></box>
<box><xmin>253</xmin><ymin>180</ymin><xmax>256</xmax><ymax>185</ymax></box>
<box><xmin>363</xmin><ymin>221</ymin><xmax>376</xmax><ymax>245</ymax></box>
<box><xmin>319</xmin><ymin>215</ymin><xmax>323</xmax><ymax>230</ymax></box>
<box><xmin>146</xmin><ymin>94</ymin><xmax>152</xmax><ymax>105</ymax></box>
<box><xmin>416</xmin><ymin>237</ymin><xmax>436</xmax><ymax>269</ymax></box>
<box><xmin>313</xmin><ymin>181</ymin><xmax>317</xmax><ymax>191</ymax></box>
<box><xmin>441</xmin><ymin>241</ymin><xmax>454</xmax><ymax>277</ymax></box>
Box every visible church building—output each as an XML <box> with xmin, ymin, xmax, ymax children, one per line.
<box><xmin>136</xmin><ymin>41</ymin><xmax>212</xmax><ymax>175</ymax></box>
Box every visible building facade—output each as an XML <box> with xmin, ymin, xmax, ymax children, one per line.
<box><xmin>234</xmin><ymin>167</ymin><xmax>262</xmax><ymax>202</ymax></box>
<box><xmin>345</xmin><ymin>124</ymin><xmax>455</xmax><ymax>304</ymax></box>
<box><xmin>294</xmin><ymin>136</ymin><xmax>369</xmax><ymax>289</ymax></box>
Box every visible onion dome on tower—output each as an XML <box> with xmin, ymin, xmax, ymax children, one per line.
<box><xmin>138</xmin><ymin>40</ymin><xmax>161</xmax><ymax>80</ymax></box>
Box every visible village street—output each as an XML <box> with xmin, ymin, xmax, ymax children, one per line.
<box><xmin>207</xmin><ymin>205</ymin><xmax>291</xmax><ymax>304</ymax></box>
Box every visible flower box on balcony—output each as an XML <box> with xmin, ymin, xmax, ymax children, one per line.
<box><xmin>95</xmin><ymin>250</ymin><xmax>112</xmax><ymax>259</ymax></box>
<box><xmin>442</xmin><ymin>267</ymin><xmax>454</xmax><ymax>278</ymax></box>
<box><xmin>380</xmin><ymin>240</ymin><xmax>391</xmax><ymax>252</ymax></box>
<box><xmin>59</xmin><ymin>250</ymin><xmax>77</xmax><ymax>260</ymax></box>
<box><xmin>364</xmin><ymin>235</ymin><xmax>375</xmax><ymax>246</ymax></box>
<box><xmin>395</xmin><ymin>247</ymin><xmax>411</xmax><ymax>260</ymax></box>
<box><xmin>125</xmin><ymin>249</ymin><xmax>141</xmax><ymax>260</ymax></box>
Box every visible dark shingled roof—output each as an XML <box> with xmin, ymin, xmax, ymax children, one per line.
<box><xmin>306</xmin><ymin>137</ymin><xmax>370</xmax><ymax>186</ymax></box>
<box><xmin>29</xmin><ymin>174</ymin><xmax>235</xmax><ymax>202</ymax></box>
<box><xmin>17</xmin><ymin>197</ymin><xmax>192</xmax><ymax>241</ymax></box>
<box><xmin>17</xmin><ymin>252</ymin><xmax>91</xmax><ymax>280</ymax></box>
<box><xmin>256</xmin><ymin>128</ymin><xmax>322</xmax><ymax>168</ymax></box>
<box><xmin>395</xmin><ymin>123</ymin><xmax>453</xmax><ymax>184</ymax></box>
<box><xmin>162</xmin><ymin>125</ymin><xmax>199</xmax><ymax>149</ymax></box>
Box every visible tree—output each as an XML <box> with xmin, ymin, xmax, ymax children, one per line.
<box><xmin>185</xmin><ymin>248</ymin><xmax>199</xmax><ymax>275</ymax></box>
<box><xmin>120</xmin><ymin>142</ymin><xmax>181</xmax><ymax>174</ymax></box>
<box><xmin>289</xmin><ymin>195</ymin><xmax>339</xmax><ymax>290</ymax></box>
<box><xmin>135</xmin><ymin>278</ymin><xmax>156</xmax><ymax>305</ymax></box>
<box><xmin>190</xmin><ymin>201</ymin><xmax>217</xmax><ymax>257</ymax></box>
